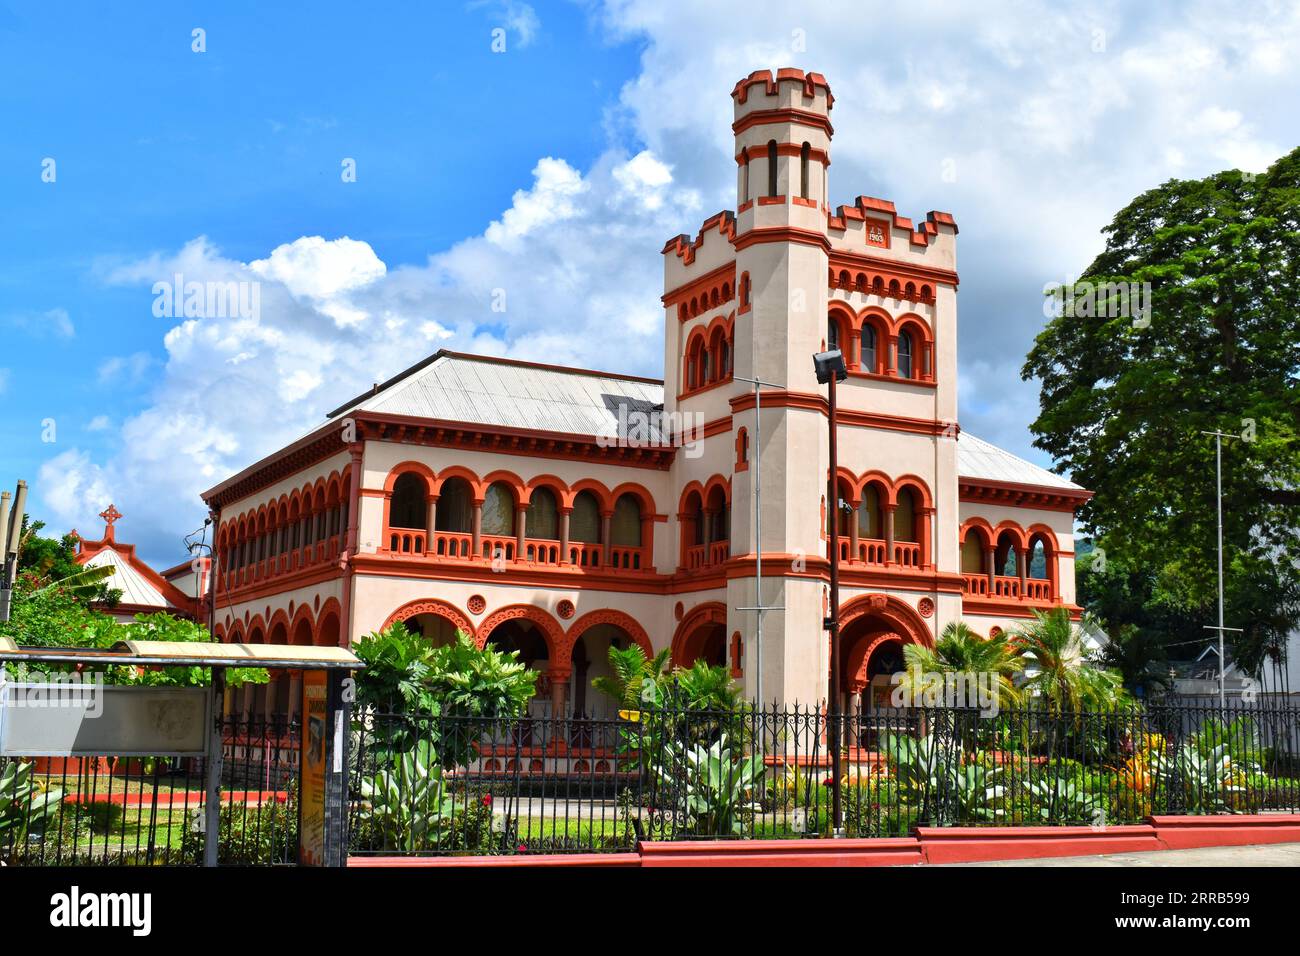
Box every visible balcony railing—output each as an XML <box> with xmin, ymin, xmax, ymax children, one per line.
<box><xmin>1024</xmin><ymin>578</ymin><xmax>1053</xmax><ymax>601</ymax></box>
<box><xmin>892</xmin><ymin>541</ymin><xmax>921</xmax><ymax>568</ymax></box>
<box><xmin>608</xmin><ymin>545</ymin><xmax>644</xmax><ymax>571</ymax></box>
<box><xmin>961</xmin><ymin>573</ymin><xmax>989</xmax><ymax>597</ymax></box>
<box><xmin>837</xmin><ymin>537</ymin><xmax>888</xmax><ymax>565</ymax></box>
<box><xmin>480</xmin><ymin>535</ymin><xmax>516</xmax><ymax>563</ymax></box>
<box><xmin>525</xmin><ymin>539</ymin><xmax>563</xmax><ymax>565</ymax></box>
<box><xmin>992</xmin><ymin>575</ymin><xmax>1020</xmax><ymax>598</ymax></box>
<box><xmin>708</xmin><ymin>540</ymin><xmax>730</xmax><ymax>565</ymax></box>
<box><xmin>388</xmin><ymin>528</ymin><xmax>426</xmax><ymax>555</ymax></box>
<box><xmin>567</xmin><ymin>541</ymin><xmax>602</xmax><ymax>568</ymax></box>
<box><xmin>685</xmin><ymin>544</ymin><xmax>706</xmax><ymax>569</ymax></box>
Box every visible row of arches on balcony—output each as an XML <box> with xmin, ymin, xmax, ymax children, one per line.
<box><xmin>828</xmin><ymin>471</ymin><xmax>934</xmax><ymax>570</ymax></box>
<box><xmin>216</xmin><ymin>470</ymin><xmax>350</xmax><ymax>592</ymax></box>
<box><xmin>682</xmin><ymin>313</ymin><xmax>735</xmax><ymax>395</ymax></box>
<box><xmin>214</xmin><ymin>598</ymin><xmax>342</xmax><ymax>725</ymax></box>
<box><xmin>830</xmin><ymin>268</ymin><xmax>936</xmax><ymax>305</ymax></box>
<box><xmin>675</xmin><ymin>279</ymin><xmax>735</xmax><ymax>321</ymax></box>
<box><xmin>959</xmin><ymin>519</ymin><xmax>1061</xmax><ymax>602</ymax></box>
<box><xmin>385</xmin><ymin>600</ymin><xmax>653</xmax><ymax>723</ymax></box>
<box><xmin>678</xmin><ymin>476</ymin><xmax>731</xmax><ymax>571</ymax></box>
<box><xmin>383</xmin><ymin>463</ymin><xmax>658</xmax><ymax>572</ymax></box>
<box><xmin>826</xmin><ymin>304</ymin><xmax>935</xmax><ymax>382</ymax></box>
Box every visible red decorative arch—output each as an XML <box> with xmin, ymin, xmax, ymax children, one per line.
<box><xmin>839</xmin><ymin>593</ymin><xmax>933</xmax><ymax>650</ymax></box>
<box><xmin>475</xmin><ymin>604</ymin><xmax>567</xmax><ymax>668</ymax></box>
<box><xmin>670</xmin><ymin>601</ymin><xmax>728</xmax><ymax>667</ymax></box>
<box><xmin>314</xmin><ymin>597</ymin><xmax>343</xmax><ymax>647</ymax></box>
<box><xmin>382</xmin><ymin>598</ymin><xmax>473</xmax><ymax>636</ymax></box>
<box><xmin>289</xmin><ymin>603</ymin><xmax>316</xmax><ymax>646</ymax></box>
<box><xmin>843</xmin><ymin>630</ymin><xmax>898</xmax><ymax>694</ymax></box>
<box><xmin>383</xmin><ymin>461</ymin><xmax>437</xmax><ymax>495</ymax></box>
<box><xmin>563</xmin><ymin>608</ymin><xmax>654</xmax><ymax>661</ymax></box>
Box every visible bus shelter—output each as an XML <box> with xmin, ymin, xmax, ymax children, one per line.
<box><xmin>0</xmin><ymin>636</ymin><xmax>361</xmax><ymax>866</ymax></box>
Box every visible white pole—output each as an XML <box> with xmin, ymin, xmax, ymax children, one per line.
<box><xmin>1215</xmin><ymin>433</ymin><xmax>1225</xmax><ymax>708</ymax></box>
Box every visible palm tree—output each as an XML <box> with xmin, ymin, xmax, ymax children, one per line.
<box><xmin>591</xmin><ymin>644</ymin><xmax>671</xmax><ymax>710</ymax></box>
<box><xmin>1094</xmin><ymin>621</ymin><xmax>1173</xmax><ymax>698</ymax></box>
<box><xmin>896</xmin><ymin>621</ymin><xmax>1024</xmax><ymax>709</ymax></box>
<box><xmin>1011</xmin><ymin>608</ymin><xmax>1129</xmax><ymax>713</ymax></box>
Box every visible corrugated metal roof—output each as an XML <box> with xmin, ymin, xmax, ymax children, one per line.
<box><xmin>328</xmin><ymin>351</ymin><xmax>666</xmax><ymax>442</ymax></box>
<box><xmin>81</xmin><ymin>548</ymin><xmax>179</xmax><ymax>610</ymax></box>
<box><xmin>323</xmin><ymin>350</ymin><xmax>1078</xmax><ymax>491</ymax></box>
<box><xmin>957</xmin><ymin>433</ymin><xmax>1082</xmax><ymax>489</ymax></box>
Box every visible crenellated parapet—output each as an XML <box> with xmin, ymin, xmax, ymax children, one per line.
<box><xmin>828</xmin><ymin>196</ymin><xmax>959</xmax><ymax>251</ymax></box>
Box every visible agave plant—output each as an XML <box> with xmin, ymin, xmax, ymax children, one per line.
<box><xmin>0</xmin><ymin>760</ymin><xmax>63</xmax><ymax>855</ymax></box>
<box><xmin>357</xmin><ymin>741</ymin><xmax>456</xmax><ymax>852</ymax></box>
<box><xmin>1025</xmin><ymin>776</ymin><xmax>1106</xmax><ymax>825</ymax></box>
<box><xmin>1160</xmin><ymin>741</ymin><xmax>1259</xmax><ymax>814</ymax></box>
<box><xmin>654</xmin><ymin>734</ymin><xmax>764</xmax><ymax>836</ymax></box>
<box><xmin>880</xmin><ymin>732</ymin><xmax>1005</xmax><ymax>824</ymax></box>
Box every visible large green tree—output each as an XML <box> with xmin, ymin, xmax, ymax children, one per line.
<box><xmin>1024</xmin><ymin>149</ymin><xmax>1300</xmax><ymax>675</ymax></box>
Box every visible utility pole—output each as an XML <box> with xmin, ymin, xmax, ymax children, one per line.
<box><xmin>0</xmin><ymin>480</ymin><xmax>29</xmax><ymax>624</ymax></box>
<box><xmin>1200</xmin><ymin>430</ymin><xmax>1240</xmax><ymax>708</ymax></box>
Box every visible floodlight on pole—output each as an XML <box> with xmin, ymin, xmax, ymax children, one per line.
<box><xmin>813</xmin><ymin>348</ymin><xmax>847</xmax><ymax>835</ymax></box>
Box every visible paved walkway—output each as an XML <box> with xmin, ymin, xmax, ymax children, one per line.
<box><xmin>941</xmin><ymin>842</ymin><xmax>1300</xmax><ymax>866</ymax></box>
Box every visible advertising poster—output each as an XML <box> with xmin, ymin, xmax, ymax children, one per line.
<box><xmin>298</xmin><ymin>670</ymin><xmax>327</xmax><ymax>866</ymax></box>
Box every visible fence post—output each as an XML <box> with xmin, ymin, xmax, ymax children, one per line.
<box><xmin>203</xmin><ymin>668</ymin><xmax>225</xmax><ymax>867</ymax></box>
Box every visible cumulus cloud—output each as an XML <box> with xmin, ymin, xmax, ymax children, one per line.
<box><xmin>36</xmin><ymin>0</ymin><xmax>1300</xmax><ymax>559</ymax></box>
<box><xmin>8</xmin><ymin>307</ymin><xmax>74</xmax><ymax>339</ymax></box>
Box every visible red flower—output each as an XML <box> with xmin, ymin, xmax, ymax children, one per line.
<box><xmin>822</xmin><ymin>777</ymin><xmax>834</xmax><ymax>787</ymax></box>
<box><xmin>481</xmin><ymin>793</ymin><xmax>493</xmax><ymax>806</ymax></box>
<box><xmin>517</xmin><ymin>844</ymin><xmax>528</xmax><ymax>853</ymax></box>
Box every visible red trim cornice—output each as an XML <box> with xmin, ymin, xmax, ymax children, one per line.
<box><xmin>729</xmin><ymin>391</ymin><xmax>953</xmax><ymax>436</ymax></box>
<box><xmin>958</xmin><ymin>478</ymin><xmax>1092</xmax><ymax>512</ymax></box>
<box><xmin>733</xmin><ymin>227</ymin><xmax>832</xmax><ymax>254</ymax></box>
<box><xmin>732</xmin><ymin>107</ymin><xmax>834</xmax><ymax>138</ymax></box>
<box><xmin>828</xmin><ymin>249</ymin><xmax>959</xmax><ymax>289</ymax></box>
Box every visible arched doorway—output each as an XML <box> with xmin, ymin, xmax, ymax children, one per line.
<box><xmin>838</xmin><ymin>595</ymin><xmax>933</xmax><ymax>734</ymax></box>
<box><xmin>476</xmin><ymin>606</ymin><xmax>565</xmax><ymax>719</ymax></box>
<box><xmin>672</xmin><ymin>602</ymin><xmax>728</xmax><ymax>669</ymax></box>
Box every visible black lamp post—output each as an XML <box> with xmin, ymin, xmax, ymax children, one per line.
<box><xmin>813</xmin><ymin>348</ymin><xmax>847</xmax><ymax>835</ymax></box>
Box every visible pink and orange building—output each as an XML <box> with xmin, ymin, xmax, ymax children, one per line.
<box><xmin>199</xmin><ymin>69</ymin><xmax>1090</xmax><ymax>719</ymax></box>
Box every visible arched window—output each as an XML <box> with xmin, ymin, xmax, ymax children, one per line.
<box><xmin>800</xmin><ymin>142</ymin><xmax>810</xmax><ymax>200</ymax></box>
<box><xmin>858</xmin><ymin>485</ymin><xmax>883</xmax><ymax>539</ymax></box>
<box><xmin>435</xmin><ymin>478</ymin><xmax>473</xmax><ymax>533</ymax></box>
<box><xmin>742</xmin><ymin>155</ymin><xmax>750</xmax><ymax>203</ymax></box>
<box><xmin>611</xmin><ymin>494</ymin><xmax>642</xmax><ymax>546</ymax></box>
<box><xmin>897</xmin><ymin>330</ymin><xmax>914</xmax><ymax>379</ymax></box>
<box><xmin>861</xmin><ymin>325</ymin><xmax>877</xmax><ymax>373</ymax></box>
<box><xmin>739</xmin><ymin>272</ymin><xmax>750</xmax><ymax>310</ymax></box>
<box><xmin>1028</xmin><ymin>536</ymin><xmax>1050</xmax><ymax>579</ymax></box>
<box><xmin>827</xmin><ymin>315</ymin><xmax>840</xmax><ymax>351</ymax></box>
<box><xmin>895</xmin><ymin>488</ymin><xmax>918</xmax><ymax>542</ymax></box>
<box><xmin>706</xmin><ymin>485</ymin><xmax>729</xmax><ymax>546</ymax></box>
<box><xmin>481</xmin><ymin>482</ymin><xmax>515</xmax><ymax>536</ymax></box>
<box><xmin>961</xmin><ymin>531</ymin><xmax>987</xmax><ymax>573</ymax></box>
<box><xmin>570</xmin><ymin>491</ymin><xmax>602</xmax><ymax>543</ymax></box>
<box><xmin>526</xmin><ymin>487</ymin><xmax>559</xmax><ymax>539</ymax></box>
<box><xmin>389</xmin><ymin>473</ymin><xmax>426</xmax><ymax>529</ymax></box>
<box><xmin>767</xmin><ymin>140</ymin><xmax>778</xmax><ymax>197</ymax></box>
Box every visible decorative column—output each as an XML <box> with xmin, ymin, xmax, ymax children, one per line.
<box><xmin>600</xmin><ymin>510</ymin><xmax>613</xmax><ymax>567</ymax></box>
<box><xmin>886</xmin><ymin>336</ymin><xmax>899</xmax><ymax>376</ymax></box>
<box><xmin>640</xmin><ymin>513</ymin><xmax>654</xmax><ymax>568</ymax></box>
<box><xmin>920</xmin><ymin>507</ymin><xmax>934</xmax><ymax>569</ymax></box>
<box><xmin>884</xmin><ymin>505</ymin><xmax>896</xmax><ymax>565</ymax></box>
<box><xmin>848</xmin><ymin>498</ymin><xmax>861</xmax><ymax>562</ymax></box>
<box><xmin>471</xmin><ymin>499</ymin><xmax>483</xmax><ymax>558</ymax></box>
<box><xmin>558</xmin><ymin>508</ymin><xmax>571</xmax><ymax>564</ymax></box>
<box><xmin>515</xmin><ymin>505</ymin><xmax>527</xmax><ymax>558</ymax></box>
<box><xmin>1017</xmin><ymin>545</ymin><xmax>1028</xmax><ymax>596</ymax></box>
<box><xmin>985</xmin><ymin>544</ymin><xmax>997</xmax><ymax>593</ymax></box>
<box><xmin>425</xmin><ymin>495</ymin><xmax>438</xmax><ymax>549</ymax></box>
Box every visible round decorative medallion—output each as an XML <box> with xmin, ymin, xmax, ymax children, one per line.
<box><xmin>556</xmin><ymin>599</ymin><xmax>575</xmax><ymax>620</ymax></box>
<box><xmin>917</xmin><ymin>597</ymin><xmax>935</xmax><ymax>619</ymax></box>
<box><xmin>674</xmin><ymin>601</ymin><xmax>684</xmax><ymax>622</ymax></box>
<box><xmin>467</xmin><ymin>594</ymin><xmax>486</xmax><ymax>615</ymax></box>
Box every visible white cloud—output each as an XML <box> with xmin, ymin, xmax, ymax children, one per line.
<box><xmin>38</xmin><ymin>0</ymin><xmax>1300</xmax><ymax>557</ymax></box>
<box><xmin>86</xmin><ymin>415</ymin><xmax>111</xmax><ymax>431</ymax></box>
<box><xmin>7</xmin><ymin>307</ymin><xmax>74</xmax><ymax>339</ymax></box>
<box><xmin>0</xmin><ymin>368</ymin><xmax>9</xmax><ymax>395</ymax></box>
<box><xmin>97</xmin><ymin>352</ymin><xmax>153</xmax><ymax>386</ymax></box>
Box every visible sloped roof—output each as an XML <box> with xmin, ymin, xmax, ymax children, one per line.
<box><xmin>326</xmin><ymin>350</ymin><xmax>666</xmax><ymax>442</ymax></box>
<box><xmin>956</xmin><ymin>433</ymin><xmax>1082</xmax><ymax>490</ymax></box>
<box><xmin>80</xmin><ymin>547</ymin><xmax>182</xmax><ymax>610</ymax></box>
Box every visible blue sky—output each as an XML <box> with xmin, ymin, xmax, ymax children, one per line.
<box><xmin>2</xmin><ymin>1</ymin><xmax>1297</xmax><ymax>564</ymax></box>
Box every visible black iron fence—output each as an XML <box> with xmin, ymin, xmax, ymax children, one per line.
<box><xmin>0</xmin><ymin>716</ymin><xmax>299</xmax><ymax>866</ymax></box>
<box><xmin>7</xmin><ymin>700</ymin><xmax>1298</xmax><ymax>863</ymax></box>
<box><xmin>349</xmin><ymin>699</ymin><xmax>1300</xmax><ymax>856</ymax></box>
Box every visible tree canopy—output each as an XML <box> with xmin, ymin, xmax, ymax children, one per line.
<box><xmin>1024</xmin><ymin>149</ymin><xmax>1300</xmax><ymax>676</ymax></box>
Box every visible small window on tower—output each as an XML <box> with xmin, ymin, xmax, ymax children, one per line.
<box><xmin>800</xmin><ymin>142</ymin><xmax>810</xmax><ymax>200</ymax></box>
<box><xmin>767</xmin><ymin>140</ymin><xmax>778</xmax><ymax>197</ymax></box>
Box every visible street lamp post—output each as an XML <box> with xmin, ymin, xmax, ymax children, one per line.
<box><xmin>814</xmin><ymin>349</ymin><xmax>847</xmax><ymax>835</ymax></box>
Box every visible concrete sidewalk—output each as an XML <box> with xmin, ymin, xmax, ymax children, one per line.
<box><xmin>942</xmin><ymin>841</ymin><xmax>1300</xmax><ymax>866</ymax></box>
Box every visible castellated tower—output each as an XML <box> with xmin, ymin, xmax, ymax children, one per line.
<box><xmin>662</xmin><ymin>69</ymin><xmax>961</xmax><ymax>706</ymax></box>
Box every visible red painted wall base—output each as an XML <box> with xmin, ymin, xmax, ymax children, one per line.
<box><xmin>346</xmin><ymin>815</ymin><xmax>1300</xmax><ymax>867</ymax></box>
